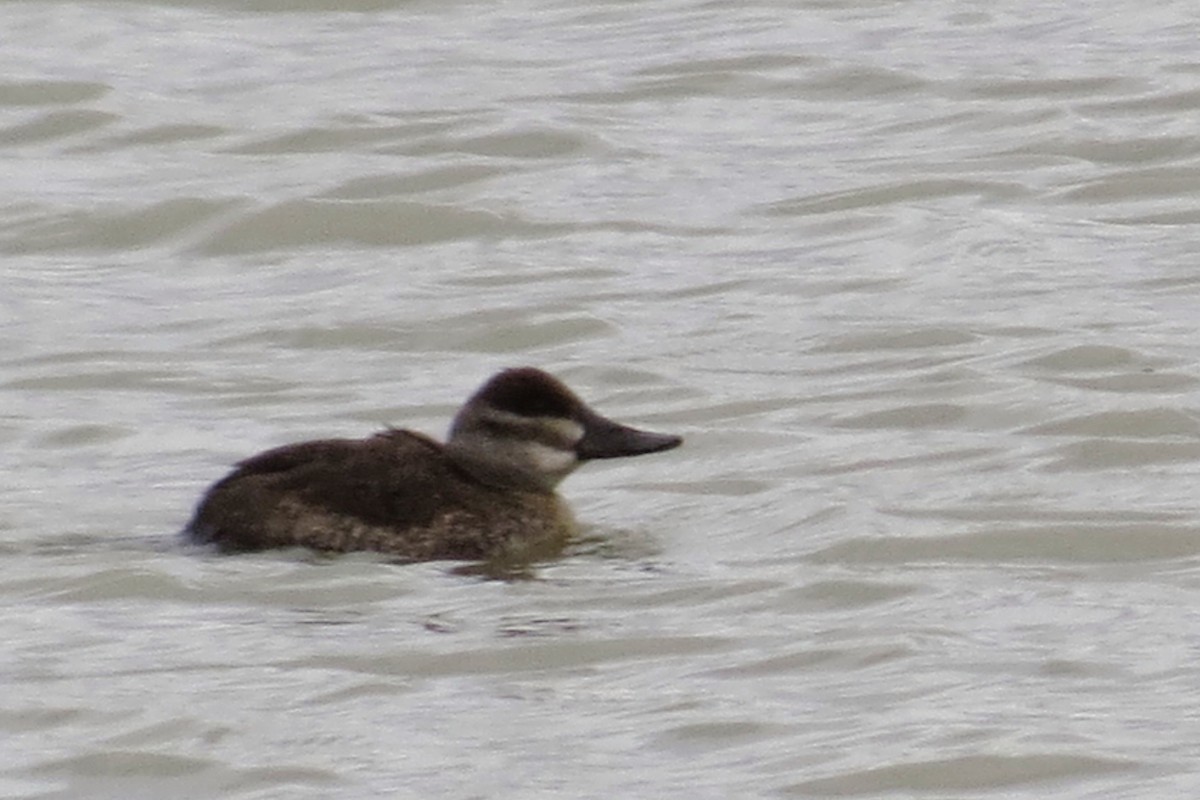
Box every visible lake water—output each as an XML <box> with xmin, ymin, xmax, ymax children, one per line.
<box><xmin>5</xmin><ymin>0</ymin><xmax>1200</xmax><ymax>797</ymax></box>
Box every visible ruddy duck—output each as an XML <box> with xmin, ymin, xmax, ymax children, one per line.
<box><xmin>185</xmin><ymin>367</ymin><xmax>682</xmax><ymax>561</ymax></box>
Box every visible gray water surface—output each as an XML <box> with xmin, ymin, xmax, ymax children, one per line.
<box><xmin>5</xmin><ymin>1</ymin><xmax>1200</xmax><ymax>797</ymax></box>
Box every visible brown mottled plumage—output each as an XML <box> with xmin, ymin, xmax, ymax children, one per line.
<box><xmin>185</xmin><ymin>367</ymin><xmax>682</xmax><ymax>562</ymax></box>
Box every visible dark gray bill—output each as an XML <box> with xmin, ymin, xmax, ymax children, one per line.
<box><xmin>575</xmin><ymin>412</ymin><xmax>683</xmax><ymax>460</ymax></box>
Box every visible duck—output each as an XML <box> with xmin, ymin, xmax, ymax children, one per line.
<box><xmin>184</xmin><ymin>367</ymin><xmax>682</xmax><ymax>562</ymax></box>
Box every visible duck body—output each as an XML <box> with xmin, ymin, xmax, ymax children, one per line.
<box><xmin>184</xmin><ymin>367</ymin><xmax>681</xmax><ymax>562</ymax></box>
<box><xmin>187</xmin><ymin>429</ymin><xmax>573</xmax><ymax>561</ymax></box>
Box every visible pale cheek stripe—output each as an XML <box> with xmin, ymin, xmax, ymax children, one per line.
<box><xmin>541</xmin><ymin>418</ymin><xmax>585</xmax><ymax>446</ymax></box>
<box><xmin>528</xmin><ymin>443</ymin><xmax>577</xmax><ymax>475</ymax></box>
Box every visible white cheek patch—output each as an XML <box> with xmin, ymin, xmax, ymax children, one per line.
<box><xmin>542</xmin><ymin>418</ymin><xmax>585</xmax><ymax>446</ymax></box>
<box><xmin>527</xmin><ymin>442</ymin><xmax>578</xmax><ymax>476</ymax></box>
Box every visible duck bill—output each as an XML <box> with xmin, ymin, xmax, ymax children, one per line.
<box><xmin>575</xmin><ymin>412</ymin><xmax>682</xmax><ymax>460</ymax></box>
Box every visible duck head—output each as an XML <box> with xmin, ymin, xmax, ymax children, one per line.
<box><xmin>445</xmin><ymin>367</ymin><xmax>682</xmax><ymax>492</ymax></box>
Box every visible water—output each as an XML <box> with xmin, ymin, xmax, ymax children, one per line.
<box><xmin>5</xmin><ymin>0</ymin><xmax>1200</xmax><ymax>796</ymax></box>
